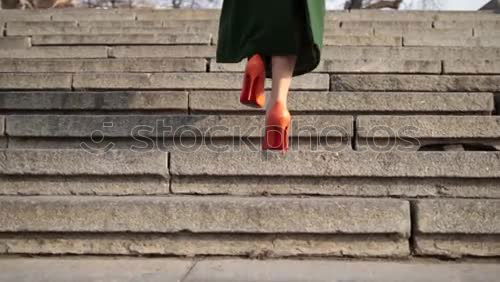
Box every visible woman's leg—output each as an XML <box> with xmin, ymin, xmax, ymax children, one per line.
<box><xmin>267</xmin><ymin>55</ymin><xmax>297</xmax><ymax>110</ymax></box>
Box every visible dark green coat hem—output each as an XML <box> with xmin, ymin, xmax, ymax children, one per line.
<box><xmin>215</xmin><ymin>0</ymin><xmax>325</xmax><ymax>78</ymax></box>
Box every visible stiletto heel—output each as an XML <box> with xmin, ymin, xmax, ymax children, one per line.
<box><xmin>262</xmin><ymin>102</ymin><xmax>291</xmax><ymax>152</ymax></box>
<box><xmin>240</xmin><ymin>54</ymin><xmax>266</xmax><ymax>108</ymax></box>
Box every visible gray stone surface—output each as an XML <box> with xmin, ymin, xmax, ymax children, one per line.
<box><xmin>79</xmin><ymin>20</ymin><xmax>164</xmax><ymax>28</ymax></box>
<box><xmin>0</xmin><ymin>258</ymin><xmax>193</xmax><ymax>282</ymax></box>
<box><xmin>0</xmin><ymin>58</ymin><xmax>206</xmax><ymax>73</ymax></box>
<box><xmin>444</xmin><ymin>59</ymin><xmax>500</xmax><ymax>74</ymax></box>
<box><xmin>50</xmin><ymin>10</ymin><xmax>136</xmax><ymax>21</ymax></box>
<box><xmin>376</xmin><ymin>27</ymin><xmax>473</xmax><ymax>37</ymax></box>
<box><xmin>415</xmin><ymin>235</ymin><xmax>500</xmax><ymax>258</ymax></box>
<box><xmin>0</xmin><ymin>37</ymin><xmax>30</xmax><ymax>49</ymax></box>
<box><xmin>6</xmin><ymin>114</ymin><xmax>352</xmax><ymax>138</ymax></box>
<box><xmin>0</xmin><ymin>196</ymin><xmax>410</xmax><ymax>235</ymax></box>
<box><xmin>7</xmin><ymin>25</ymin><xmax>195</xmax><ymax>36</ymax></box>
<box><xmin>0</xmin><ymin>46</ymin><xmax>108</xmax><ymax>58</ymax></box>
<box><xmin>0</xmin><ymin>233</ymin><xmax>409</xmax><ymax>257</ymax></box>
<box><xmin>0</xmin><ymin>91</ymin><xmax>188</xmax><ymax>111</ymax></box>
<box><xmin>0</xmin><ymin>73</ymin><xmax>72</xmax><ymax>90</ymax></box>
<box><xmin>434</xmin><ymin>20</ymin><xmax>500</xmax><ymax>30</ymax></box>
<box><xmin>2</xmin><ymin>258</ymin><xmax>499</xmax><ymax>282</ymax></box>
<box><xmin>135</xmin><ymin>9</ymin><xmax>220</xmax><ymax>21</ymax></box>
<box><xmin>73</xmin><ymin>73</ymin><xmax>329</xmax><ymax>90</ymax></box>
<box><xmin>0</xmin><ymin>116</ymin><xmax>4</xmax><ymax>136</ymax></box>
<box><xmin>170</xmin><ymin>150</ymin><xmax>500</xmax><ymax>178</ymax></box>
<box><xmin>0</xmin><ymin>149</ymin><xmax>168</xmax><ymax>176</ymax></box>
<box><xmin>322</xmin><ymin>46</ymin><xmax>500</xmax><ymax>61</ymax></box>
<box><xmin>415</xmin><ymin>199</ymin><xmax>500</xmax><ymax>234</ymax></box>
<box><xmin>172</xmin><ymin>176</ymin><xmax>500</xmax><ymax>199</ymax></box>
<box><xmin>404</xmin><ymin>34</ymin><xmax>500</xmax><ymax>47</ymax></box>
<box><xmin>357</xmin><ymin>116</ymin><xmax>500</xmax><ymax>138</ymax></box>
<box><xmin>211</xmin><ymin>59</ymin><xmax>441</xmax><ymax>74</ymax></box>
<box><xmin>331</xmin><ymin>75</ymin><xmax>500</xmax><ymax>92</ymax></box>
<box><xmin>110</xmin><ymin>45</ymin><xmax>216</xmax><ymax>58</ymax></box>
<box><xmin>0</xmin><ymin>11</ymin><xmax>52</xmax><ymax>21</ymax></box>
<box><xmin>190</xmin><ymin>91</ymin><xmax>494</xmax><ymax>114</ymax></box>
<box><xmin>318</xmin><ymin>59</ymin><xmax>440</xmax><ymax>73</ymax></box>
<box><xmin>0</xmin><ymin>176</ymin><xmax>170</xmax><ymax>196</ymax></box>
<box><xmin>185</xmin><ymin>259</ymin><xmax>500</xmax><ymax>282</ymax></box>
<box><xmin>324</xmin><ymin>35</ymin><xmax>402</xmax><ymax>46</ymax></box>
<box><xmin>32</xmin><ymin>34</ymin><xmax>211</xmax><ymax>45</ymax></box>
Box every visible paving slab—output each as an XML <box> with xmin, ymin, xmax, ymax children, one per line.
<box><xmin>0</xmin><ymin>258</ymin><xmax>192</xmax><ymax>282</ymax></box>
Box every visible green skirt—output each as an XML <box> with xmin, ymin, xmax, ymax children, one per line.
<box><xmin>216</xmin><ymin>0</ymin><xmax>325</xmax><ymax>78</ymax></box>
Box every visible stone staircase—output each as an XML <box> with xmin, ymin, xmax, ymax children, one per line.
<box><xmin>0</xmin><ymin>8</ymin><xmax>499</xmax><ymax>261</ymax></box>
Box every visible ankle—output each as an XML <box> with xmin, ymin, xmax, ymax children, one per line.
<box><xmin>266</xmin><ymin>99</ymin><xmax>288</xmax><ymax>111</ymax></box>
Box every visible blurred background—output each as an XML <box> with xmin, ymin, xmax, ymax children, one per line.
<box><xmin>0</xmin><ymin>0</ymin><xmax>494</xmax><ymax>10</ymax></box>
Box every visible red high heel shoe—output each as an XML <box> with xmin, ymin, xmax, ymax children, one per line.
<box><xmin>240</xmin><ymin>54</ymin><xmax>266</xmax><ymax>108</ymax></box>
<box><xmin>262</xmin><ymin>102</ymin><xmax>291</xmax><ymax>152</ymax></box>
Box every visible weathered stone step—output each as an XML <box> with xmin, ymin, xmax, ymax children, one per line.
<box><xmin>106</xmin><ymin>45</ymin><xmax>500</xmax><ymax>61</ymax></box>
<box><xmin>0</xmin><ymin>46</ymin><xmax>108</xmax><ymax>59</ymax></box>
<box><xmin>10</xmin><ymin>26</ymin><xmax>216</xmax><ymax>36</ymax></box>
<box><xmin>404</xmin><ymin>34</ymin><xmax>500</xmax><ymax>47</ymax></box>
<box><xmin>331</xmin><ymin>10</ymin><xmax>500</xmax><ymax>22</ymax></box>
<box><xmin>171</xmin><ymin>150</ymin><xmax>500</xmax><ymax>178</ymax></box>
<box><xmin>0</xmin><ymin>196</ymin><xmax>410</xmax><ymax>235</ymax></box>
<box><xmin>72</xmin><ymin>73</ymin><xmax>329</xmax><ymax>91</ymax></box>
<box><xmin>5</xmin><ymin>114</ymin><xmax>353</xmax><ymax>138</ymax></box>
<box><xmin>357</xmin><ymin>116</ymin><xmax>500</xmax><ymax>150</ymax></box>
<box><xmin>0</xmin><ymin>58</ymin><xmax>206</xmax><ymax>73</ymax></box>
<box><xmin>189</xmin><ymin>91</ymin><xmax>494</xmax><ymax>115</ymax></box>
<box><xmin>322</xmin><ymin>46</ymin><xmax>500</xmax><ymax>61</ymax></box>
<box><xmin>444</xmin><ymin>60</ymin><xmax>500</xmax><ymax>74</ymax></box>
<box><xmin>434</xmin><ymin>20</ymin><xmax>500</xmax><ymax>29</ymax></box>
<box><xmin>415</xmin><ymin>199</ymin><xmax>500</xmax><ymax>257</ymax></box>
<box><xmin>0</xmin><ymin>73</ymin><xmax>72</xmax><ymax>90</ymax></box>
<box><xmin>331</xmin><ymin>74</ymin><xmax>500</xmax><ymax>92</ymax></box>
<box><xmin>31</xmin><ymin>34</ymin><xmax>211</xmax><ymax>46</ymax></box>
<box><xmin>0</xmin><ymin>149</ymin><xmax>168</xmax><ymax>177</ymax></box>
<box><xmin>0</xmin><ymin>91</ymin><xmax>492</xmax><ymax>115</ymax></box>
<box><xmin>212</xmin><ymin>58</ymin><xmax>442</xmax><ymax>74</ymax></box>
<box><xmin>0</xmin><ymin>37</ymin><xmax>31</xmax><ymax>49</ymax></box>
<box><xmin>0</xmin><ymin>72</ymin><xmax>328</xmax><ymax>90</ymax></box>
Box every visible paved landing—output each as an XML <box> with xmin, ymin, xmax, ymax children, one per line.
<box><xmin>0</xmin><ymin>257</ymin><xmax>499</xmax><ymax>282</ymax></box>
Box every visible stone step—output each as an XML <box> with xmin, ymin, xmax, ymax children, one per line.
<box><xmin>171</xmin><ymin>150</ymin><xmax>500</xmax><ymax>178</ymax></box>
<box><xmin>1</xmin><ymin>57</ymin><xmax>498</xmax><ymax>75</ymax></box>
<box><xmin>0</xmin><ymin>46</ymin><xmax>108</xmax><ymax>59</ymax></box>
<box><xmin>0</xmin><ymin>37</ymin><xmax>31</xmax><ymax>49</ymax></box>
<box><xmin>1</xmin><ymin>258</ymin><xmax>500</xmax><ymax>282</ymax></box>
<box><xmin>0</xmin><ymin>149</ymin><xmax>168</xmax><ymax>177</ymax></box>
<box><xmin>189</xmin><ymin>91</ymin><xmax>494</xmax><ymax>115</ymax></box>
<box><xmin>444</xmin><ymin>59</ymin><xmax>500</xmax><ymax>74</ymax></box>
<box><xmin>322</xmin><ymin>46</ymin><xmax>500</xmax><ymax>61</ymax></box>
<box><xmin>434</xmin><ymin>20</ymin><xmax>500</xmax><ymax>29</ymax></box>
<box><xmin>31</xmin><ymin>34</ymin><xmax>212</xmax><ymax>46</ymax></box>
<box><xmin>4</xmin><ymin>73</ymin><xmax>497</xmax><ymax>92</ymax></box>
<box><xmin>7</xmin><ymin>25</ymin><xmax>216</xmax><ymax>36</ymax></box>
<box><xmin>331</xmin><ymin>74</ymin><xmax>500</xmax><ymax>92</ymax></box>
<box><xmin>357</xmin><ymin>115</ymin><xmax>500</xmax><ymax>150</ymax></box>
<box><xmin>404</xmin><ymin>34</ymin><xmax>500</xmax><ymax>47</ymax></box>
<box><xmin>212</xmin><ymin>58</ymin><xmax>442</xmax><ymax>74</ymax></box>
<box><xmin>0</xmin><ymin>91</ymin><xmax>492</xmax><ymax>115</ymax></box>
<box><xmin>4</xmin><ymin>114</ymin><xmax>353</xmax><ymax>139</ymax></box>
<box><xmin>0</xmin><ymin>73</ymin><xmax>72</xmax><ymax>90</ymax></box>
<box><xmin>107</xmin><ymin>45</ymin><xmax>500</xmax><ymax>60</ymax></box>
<box><xmin>0</xmin><ymin>72</ymin><xmax>328</xmax><ymax>91</ymax></box>
<box><xmin>415</xmin><ymin>199</ymin><xmax>500</xmax><ymax>257</ymax></box>
<box><xmin>71</xmin><ymin>73</ymin><xmax>329</xmax><ymax>91</ymax></box>
<box><xmin>0</xmin><ymin>58</ymin><xmax>207</xmax><ymax>73</ymax></box>
<box><xmin>0</xmin><ymin>196</ymin><xmax>410</xmax><ymax>235</ymax></box>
